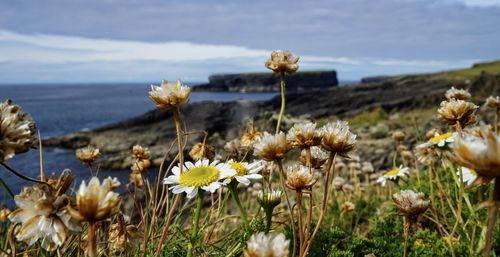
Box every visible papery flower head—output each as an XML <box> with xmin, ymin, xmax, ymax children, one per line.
<box><xmin>149</xmin><ymin>80</ymin><xmax>190</xmax><ymax>109</ymax></box>
<box><xmin>253</xmin><ymin>132</ymin><xmax>291</xmax><ymax>161</ymax></box>
<box><xmin>392</xmin><ymin>189</ymin><xmax>429</xmax><ymax>217</ymax></box>
<box><xmin>332</xmin><ymin>177</ymin><xmax>346</xmax><ymax>191</ymax></box>
<box><xmin>129</xmin><ymin>171</ymin><xmax>144</xmax><ymax>188</ymax></box>
<box><xmin>287</xmin><ymin>122</ymin><xmax>322</xmax><ymax>149</ymax></box>
<box><xmin>376</xmin><ymin>165</ymin><xmax>410</xmax><ymax>187</ymax></box>
<box><xmin>108</xmin><ymin>217</ymin><xmax>142</xmax><ymax>256</ymax></box>
<box><xmin>445</xmin><ymin>86</ymin><xmax>471</xmax><ymax>101</ymax></box>
<box><xmin>299</xmin><ymin>146</ymin><xmax>329</xmax><ymax>169</ymax></box>
<box><xmin>69</xmin><ymin>177</ymin><xmax>121</xmax><ymax>222</ymax></box>
<box><xmin>392</xmin><ymin>131</ymin><xmax>406</xmax><ymax>143</ymax></box>
<box><xmin>265</xmin><ymin>50</ymin><xmax>299</xmax><ymax>74</ymax></box>
<box><xmin>225</xmin><ymin>160</ymin><xmax>263</xmax><ymax>186</ymax></box>
<box><xmin>257</xmin><ymin>189</ymin><xmax>282</xmax><ymax>210</ymax></box>
<box><xmin>415</xmin><ymin>142</ymin><xmax>437</xmax><ymax>166</ymax></box>
<box><xmin>243</xmin><ymin>232</ymin><xmax>290</xmax><ymax>257</ymax></box>
<box><xmin>163</xmin><ymin>159</ymin><xmax>236</xmax><ymax>198</ymax></box>
<box><xmin>189</xmin><ymin>142</ymin><xmax>216</xmax><ymax>161</ymax></box>
<box><xmin>0</xmin><ymin>99</ymin><xmax>37</xmax><ymax>163</ymax></box>
<box><xmin>131</xmin><ymin>145</ymin><xmax>151</xmax><ymax>173</ymax></box>
<box><xmin>241</xmin><ymin>125</ymin><xmax>263</xmax><ymax>148</ymax></box>
<box><xmin>341</xmin><ymin>201</ymin><xmax>356</xmax><ymax>213</ymax></box>
<box><xmin>320</xmin><ymin>120</ymin><xmax>357</xmax><ymax>156</ymax></box>
<box><xmin>9</xmin><ymin>183</ymin><xmax>79</xmax><ymax>251</ymax></box>
<box><xmin>132</xmin><ymin>145</ymin><xmax>150</xmax><ymax>160</ymax></box>
<box><xmin>449</xmin><ymin>129</ymin><xmax>500</xmax><ymax>182</ymax></box>
<box><xmin>486</xmin><ymin>96</ymin><xmax>500</xmax><ymax>109</ymax></box>
<box><xmin>437</xmin><ymin>99</ymin><xmax>478</xmax><ymax>129</ymax></box>
<box><xmin>286</xmin><ymin>165</ymin><xmax>315</xmax><ymax>191</ymax></box>
<box><xmin>361</xmin><ymin>162</ymin><xmax>374</xmax><ymax>173</ymax></box>
<box><xmin>76</xmin><ymin>145</ymin><xmax>101</xmax><ymax>164</ymax></box>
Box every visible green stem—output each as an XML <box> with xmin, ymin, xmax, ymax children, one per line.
<box><xmin>275</xmin><ymin>72</ymin><xmax>286</xmax><ymax>133</ymax></box>
<box><xmin>187</xmin><ymin>190</ymin><xmax>204</xmax><ymax>257</ymax></box>
<box><xmin>228</xmin><ymin>182</ymin><xmax>249</xmax><ymax>229</ymax></box>
<box><xmin>0</xmin><ymin>177</ymin><xmax>14</xmax><ymax>199</ymax></box>
<box><xmin>483</xmin><ymin>177</ymin><xmax>500</xmax><ymax>257</ymax></box>
<box><xmin>264</xmin><ymin>207</ymin><xmax>273</xmax><ymax>233</ymax></box>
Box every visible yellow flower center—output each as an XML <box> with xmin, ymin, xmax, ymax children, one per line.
<box><xmin>230</xmin><ymin>162</ymin><xmax>248</xmax><ymax>177</ymax></box>
<box><xmin>384</xmin><ymin>167</ymin><xmax>401</xmax><ymax>177</ymax></box>
<box><xmin>179</xmin><ymin>166</ymin><xmax>219</xmax><ymax>187</ymax></box>
<box><xmin>430</xmin><ymin>132</ymin><xmax>452</xmax><ymax>144</ymax></box>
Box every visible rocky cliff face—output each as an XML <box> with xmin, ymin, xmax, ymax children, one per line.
<box><xmin>43</xmin><ymin>72</ymin><xmax>500</xmax><ymax>170</ymax></box>
<box><xmin>193</xmin><ymin>70</ymin><xmax>338</xmax><ymax>92</ymax></box>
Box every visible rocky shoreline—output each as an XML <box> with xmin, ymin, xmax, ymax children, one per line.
<box><xmin>44</xmin><ymin>71</ymin><xmax>500</xmax><ymax>171</ymax></box>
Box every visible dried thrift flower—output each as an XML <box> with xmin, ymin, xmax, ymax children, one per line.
<box><xmin>287</xmin><ymin>122</ymin><xmax>322</xmax><ymax>149</ymax></box>
<box><xmin>445</xmin><ymin>87</ymin><xmax>471</xmax><ymax>101</ymax></box>
<box><xmin>164</xmin><ymin>159</ymin><xmax>236</xmax><ymax>198</ymax></box>
<box><xmin>299</xmin><ymin>146</ymin><xmax>329</xmax><ymax>169</ymax></box>
<box><xmin>9</xmin><ymin>184</ymin><xmax>79</xmax><ymax>251</ymax></box>
<box><xmin>132</xmin><ymin>145</ymin><xmax>150</xmax><ymax>160</ymax></box>
<box><xmin>415</xmin><ymin>143</ymin><xmax>437</xmax><ymax>166</ymax></box>
<box><xmin>286</xmin><ymin>165</ymin><xmax>315</xmax><ymax>191</ymax></box>
<box><xmin>108</xmin><ymin>219</ymin><xmax>142</xmax><ymax>256</ymax></box>
<box><xmin>392</xmin><ymin>190</ymin><xmax>429</xmax><ymax>217</ymax></box>
<box><xmin>0</xmin><ymin>207</ymin><xmax>10</xmax><ymax>222</ymax></box>
<box><xmin>486</xmin><ymin>96</ymin><xmax>500</xmax><ymax>109</ymax></box>
<box><xmin>70</xmin><ymin>177</ymin><xmax>121</xmax><ymax>222</ymax></box>
<box><xmin>129</xmin><ymin>171</ymin><xmax>144</xmax><ymax>188</ymax></box>
<box><xmin>243</xmin><ymin>232</ymin><xmax>290</xmax><ymax>257</ymax></box>
<box><xmin>241</xmin><ymin>125</ymin><xmax>263</xmax><ymax>148</ymax></box>
<box><xmin>253</xmin><ymin>132</ymin><xmax>291</xmax><ymax>161</ymax></box>
<box><xmin>149</xmin><ymin>80</ymin><xmax>190</xmax><ymax>109</ymax></box>
<box><xmin>333</xmin><ymin>177</ymin><xmax>346</xmax><ymax>191</ymax></box>
<box><xmin>361</xmin><ymin>162</ymin><xmax>374</xmax><ymax>173</ymax></box>
<box><xmin>341</xmin><ymin>201</ymin><xmax>356</xmax><ymax>213</ymax></box>
<box><xmin>437</xmin><ymin>99</ymin><xmax>478</xmax><ymax>129</ymax></box>
<box><xmin>76</xmin><ymin>145</ymin><xmax>101</xmax><ymax>164</ymax></box>
<box><xmin>189</xmin><ymin>142</ymin><xmax>215</xmax><ymax>161</ymax></box>
<box><xmin>265</xmin><ymin>50</ymin><xmax>300</xmax><ymax>74</ymax></box>
<box><xmin>0</xmin><ymin>99</ymin><xmax>36</xmax><ymax>162</ymax></box>
<box><xmin>320</xmin><ymin>120</ymin><xmax>357</xmax><ymax>156</ymax></box>
<box><xmin>392</xmin><ymin>131</ymin><xmax>406</xmax><ymax>143</ymax></box>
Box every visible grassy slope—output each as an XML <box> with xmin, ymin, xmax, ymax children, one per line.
<box><xmin>437</xmin><ymin>60</ymin><xmax>500</xmax><ymax>80</ymax></box>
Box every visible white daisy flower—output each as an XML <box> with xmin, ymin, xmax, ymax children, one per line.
<box><xmin>163</xmin><ymin>159</ymin><xmax>236</xmax><ymax>198</ymax></box>
<box><xmin>376</xmin><ymin>165</ymin><xmax>410</xmax><ymax>187</ymax></box>
<box><xmin>224</xmin><ymin>160</ymin><xmax>264</xmax><ymax>186</ymax></box>
<box><xmin>429</xmin><ymin>132</ymin><xmax>456</xmax><ymax>148</ymax></box>
<box><xmin>457</xmin><ymin>167</ymin><xmax>477</xmax><ymax>186</ymax></box>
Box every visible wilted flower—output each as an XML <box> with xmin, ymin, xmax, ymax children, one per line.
<box><xmin>76</xmin><ymin>145</ymin><xmax>101</xmax><ymax>164</ymax></box>
<box><xmin>149</xmin><ymin>80</ymin><xmax>190</xmax><ymax>109</ymax></box>
<box><xmin>299</xmin><ymin>146</ymin><xmax>329</xmax><ymax>169</ymax></box>
<box><xmin>253</xmin><ymin>132</ymin><xmax>291</xmax><ymax>161</ymax></box>
<box><xmin>0</xmin><ymin>207</ymin><xmax>10</xmax><ymax>222</ymax></box>
<box><xmin>265</xmin><ymin>50</ymin><xmax>299</xmax><ymax>74</ymax></box>
<box><xmin>225</xmin><ymin>160</ymin><xmax>263</xmax><ymax>186</ymax></box>
<box><xmin>320</xmin><ymin>120</ymin><xmax>357</xmax><ymax>156</ymax></box>
<box><xmin>189</xmin><ymin>142</ymin><xmax>215</xmax><ymax>161</ymax></box>
<box><xmin>392</xmin><ymin>190</ymin><xmax>429</xmax><ymax>217</ymax></box>
<box><xmin>437</xmin><ymin>99</ymin><xmax>478</xmax><ymax>129</ymax></box>
<box><xmin>9</xmin><ymin>183</ymin><xmax>79</xmax><ymax>251</ymax></box>
<box><xmin>257</xmin><ymin>189</ymin><xmax>282</xmax><ymax>209</ymax></box>
<box><xmin>286</xmin><ymin>165</ymin><xmax>315</xmax><ymax>191</ymax></box>
<box><xmin>108</xmin><ymin>218</ymin><xmax>142</xmax><ymax>256</ymax></box>
<box><xmin>401</xmin><ymin>150</ymin><xmax>414</xmax><ymax>162</ymax></box>
<box><xmin>449</xmin><ymin>129</ymin><xmax>500</xmax><ymax>182</ymax></box>
<box><xmin>69</xmin><ymin>177</ymin><xmax>121</xmax><ymax>222</ymax></box>
<box><xmin>241</xmin><ymin>125</ymin><xmax>263</xmax><ymax>148</ymax></box>
<box><xmin>129</xmin><ymin>171</ymin><xmax>144</xmax><ymax>188</ymax></box>
<box><xmin>415</xmin><ymin>143</ymin><xmax>437</xmax><ymax>166</ymax></box>
<box><xmin>0</xmin><ymin>99</ymin><xmax>37</xmax><ymax>163</ymax></box>
<box><xmin>392</xmin><ymin>131</ymin><xmax>406</xmax><ymax>143</ymax></box>
<box><xmin>376</xmin><ymin>165</ymin><xmax>410</xmax><ymax>186</ymax></box>
<box><xmin>341</xmin><ymin>201</ymin><xmax>356</xmax><ymax>213</ymax></box>
<box><xmin>243</xmin><ymin>232</ymin><xmax>290</xmax><ymax>257</ymax></box>
<box><xmin>164</xmin><ymin>159</ymin><xmax>236</xmax><ymax>198</ymax></box>
<box><xmin>287</xmin><ymin>122</ymin><xmax>322</xmax><ymax>149</ymax></box>
<box><xmin>132</xmin><ymin>145</ymin><xmax>150</xmax><ymax>160</ymax></box>
<box><xmin>224</xmin><ymin>139</ymin><xmax>243</xmax><ymax>158</ymax></box>
<box><xmin>445</xmin><ymin>87</ymin><xmax>471</xmax><ymax>101</ymax></box>
<box><xmin>486</xmin><ymin>96</ymin><xmax>500</xmax><ymax>109</ymax></box>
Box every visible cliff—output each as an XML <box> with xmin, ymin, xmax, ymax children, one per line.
<box><xmin>193</xmin><ymin>70</ymin><xmax>338</xmax><ymax>92</ymax></box>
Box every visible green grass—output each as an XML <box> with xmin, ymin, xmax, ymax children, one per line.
<box><xmin>438</xmin><ymin>60</ymin><xmax>500</xmax><ymax>80</ymax></box>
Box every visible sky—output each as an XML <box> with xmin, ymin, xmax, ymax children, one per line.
<box><xmin>0</xmin><ymin>0</ymin><xmax>499</xmax><ymax>83</ymax></box>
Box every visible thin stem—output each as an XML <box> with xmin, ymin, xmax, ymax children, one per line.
<box><xmin>264</xmin><ymin>207</ymin><xmax>273</xmax><ymax>233</ymax></box>
<box><xmin>155</xmin><ymin>194</ymin><xmax>181</xmax><ymax>257</ymax></box>
<box><xmin>187</xmin><ymin>190</ymin><xmax>204</xmax><ymax>257</ymax></box>
<box><xmin>275</xmin><ymin>72</ymin><xmax>286</xmax><ymax>133</ymax></box>
<box><xmin>277</xmin><ymin>159</ymin><xmax>297</xmax><ymax>257</ymax></box>
<box><xmin>495</xmin><ymin>109</ymin><xmax>499</xmax><ymax>135</ymax></box>
<box><xmin>296</xmin><ymin>191</ymin><xmax>304</xmax><ymax>256</ymax></box>
<box><xmin>403</xmin><ymin>216</ymin><xmax>411</xmax><ymax>257</ymax></box>
<box><xmin>172</xmin><ymin>108</ymin><xmax>184</xmax><ymax>173</ymax></box>
<box><xmin>0</xmin><ymin>162</ymin><xmax>49</xmax><ymax>185</ymax></box>
<box><xmin>0</xmin><ymin>177</ymin><xmax>14</xmax><ymax>199</ymax></box>
<box><xmin>87</xmin><ymin>222</ymin><xmax>97</xmax><ymax>257</ymax></box>
<box><xmin>228</xmin><ymin>181</ymin><xmax>249</xmax><ymax>229</ymax></box>
<box><xmin>483</xmin><ymin>177</ymin><xmax>500</xmax><ymax>257</ymax></box>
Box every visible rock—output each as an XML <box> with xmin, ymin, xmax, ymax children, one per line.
<box><xmin>193</xmin><ymin>70</ymin><xmax>338</xmax><ymax>92</ymax></box>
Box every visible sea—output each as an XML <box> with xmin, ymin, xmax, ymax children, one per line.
<box><xmin>0</xmin><ymin>83</ymin><xmax>278</xmax><ymax>204</ymax></box>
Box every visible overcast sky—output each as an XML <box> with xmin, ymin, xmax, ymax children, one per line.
<box><xmin>0</xmin><ymin>0</ymin><xmax>499</xmax><ymax>83</ymax></box>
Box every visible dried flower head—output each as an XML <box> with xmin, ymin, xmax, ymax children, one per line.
<box><xmin>486</xmin><ymin>96</ymin><xmax>500</xmax><ymax>109</ymax></box>
<box><xmin>361</xmin><ymin>162</ymin><xmax>374</xmax><ymax>173</ymax></box>
<box><xmin>108</xmin><ymin>218</ymin><xmax>142</xmax><ymax>256</ymax></box>
<box><xmin>149</xmin><ymin>80</ymin><xmax>191</xmax><ymax>109</ymax></box>
<box><xmin>445</xmin><ymin>86</ymin><xmax>471</xmax><ymax>101</ymax></box>
<box><xmin>241</xmin><ymin>124</ymin><xmax>263</xmax><ymax>148</ymax></box>
<box><xmin>401</xmin><ymin>150</ymin><xmax>414</xmax><ymax>162</ymax></box>
<box><xmin>253</xmin><ymin>132</ymin><xmax>291</xmax><ymax>161</ymax></box>
<box><xmin>392</xmin><ymin>131</ymin><xmax>406</xmax><ymax>143</ymax></box>
<box><xmin>341</xmin><ymin>201</ymin><xmax>356</xmax><ymax>213</ymax></box>
<box><xmin>131</xmin><ymin>145</ymin><xmax>151</xmax><ymax>173</ymax></box>
<box><xmin>332</xmin><ymin>177</ymin><xmax>346</xmax><ymax>191</ymax></box>
<box><xmin>224</xmin><ymin>139</ymin><xmax>243</xmax><ymax>159</ymax></box>
<box><xmin>320</xmin><ymin>120</ymin><xmax>357</xmax><ymax>156</ymax></box>
<box><xmin>257</xmin><ymin>189</ymin><xmax>282</xmax><ymax>209</ymax></box>
<box><xmin>0</xmin><ymin>207</ymin><xmax>10</xmax><ymax>222</ymax></box>
<box><xmin>287</xmin><ymin>122</ymin><xmax>322</xmax><ymax>149</ymax></box>
<box><xmin>243</xmin><ymin>232</ymin><xmax>290</xmax><ymax>257</ymax></box>
<box><xmin>392</xmin><ymin>189</ymin><xmax>429</xmax><ymax>217</ymax></box>
<box><xmin>132</xmin><ymin>145</ymin><xmax>150</xmax><ymax>160</ymax></box>
<box><xmin>437</xmin><ymin>99</ymin><xmax>478</xmax><ymax>129</ymax></box>
<box><xmin>286</xmin><ymin>165</ymin><xmax>315</xmax><ymax>191</ymax></box>
<box><xmin>9</xmin><ymin>183</ymin><xmax>79</xmax><ymax>251</ymax></box>
<box><xmin>415</xmin><ymin>143</ymin><xmax>437</xmax><ymax>166</ymax></box>
<box><xmin>129</xmin><ymin>171</ymin><xmax>144</xmax><ymax>188</ymax></box>
<box><xmin>299</xmin><ymin>146</ymin><xmax>329</xmax><ymax>169</ymax></box>
<box><xmin>0</xmin><ymin>99</ymin><xmax>37</xmax><ymax>162</ymax></box>
<box><xmin>449</xmin><ymin>129</ymin><xmax>500</xmax><ymax>182</ymax></box>
<box><xmin>189</xmin><ymin>142</ymin><xmax>216</xmax><ymax>161</ymax></box>
<box><xmin>69</xmin><ymin>177</ymin><xmax>121</xmax><ymax>222</ymax></box>
<box><xmin>76</xmin><ymin>145</ymin><xmax>101</xmax><ymax>164</ymax></box>
<box><xmin>265</xmin><ymin>50</ymin><xmax>299</xmax><ymax>74</ymax></box>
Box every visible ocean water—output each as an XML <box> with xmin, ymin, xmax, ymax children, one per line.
<box><xmin>0</xmin><ymin>83</ymin><xmax>277</xmax><ymax>203</ymax></box>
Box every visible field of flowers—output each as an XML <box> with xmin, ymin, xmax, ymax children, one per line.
<box><xmin>0</xmin><ymin>50</ymin><xmax>499</xmax><ymax>257</ymax></box>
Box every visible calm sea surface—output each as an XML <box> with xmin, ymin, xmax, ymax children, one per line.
<box><xmin>0</xmin><ymin>83</ymin><xmax>277</xmax><ymax>203</ymax></box>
